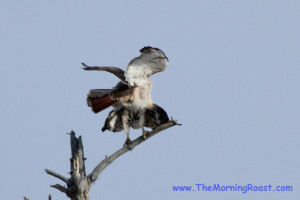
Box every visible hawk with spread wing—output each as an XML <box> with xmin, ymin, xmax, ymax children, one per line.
<box><xmin>83</xmin><ymin>46</ymin><xmax>169</xmax><ymax>146</ymax></box>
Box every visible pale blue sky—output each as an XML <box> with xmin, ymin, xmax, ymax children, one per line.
<box><xmin>1</xmin><ymin>1</ymin><xmax>299</xmax><ymax>200</ymax></box>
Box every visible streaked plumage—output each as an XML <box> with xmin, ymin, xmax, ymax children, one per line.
<box><xmin>83</xmin><ymin>46</ymin><xmax>169</xmax><ymax>146</ymax></box>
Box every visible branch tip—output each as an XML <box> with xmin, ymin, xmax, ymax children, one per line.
<box><xmin>50</xmin><ymin>184</ymin><xmax>68</xmax><ymax>194</ymax></box>
<box><xmin>45</xmin><ymin>169</ymin><xmax>69</xmax><ymax>184</ymax></box>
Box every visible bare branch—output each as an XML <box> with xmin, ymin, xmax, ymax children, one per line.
<box><xmin>50</xmin><ymin>184</ymin><xmax>68</xmax><ymax>194</ymax></box>
<box><xmin>45</xmin><ymin>169</ymin><xmax>70</xmax><ymax>185</ymax></box>
<box><xmin>45</xmin><ymin>120</ymin><xmax>179</xmax><ymax>199</ymax></box>
<box><xmin>88</xmin><ymin>120</ymin><xmax>179</xmax><ymax>182</ymax></box>
<box><xmin>46</xmin><ymin>132</ymin><xmax>90</xmax><ymax>200</ymax></box>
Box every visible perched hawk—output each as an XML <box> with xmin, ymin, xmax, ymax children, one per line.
<box><xmin>83</xmin><ymin>46</ymin><xmax>169</xmax><ymax>146</ymax></box>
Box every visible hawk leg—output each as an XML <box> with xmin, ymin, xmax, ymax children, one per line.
<box><xmin>122</xmin><ymin>110</ymin><xmax>132</xmax><ymax>149</ymax></box>
<box><xmin>142</xmin><ymin>128</ymin><xmax>150</xmax><ymax>139</ymax></box>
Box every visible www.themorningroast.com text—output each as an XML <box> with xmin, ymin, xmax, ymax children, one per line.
<box><xmin>172</xmin><ymin>183</ymin><xmax>293</xmax><ymax>194</ymax></box>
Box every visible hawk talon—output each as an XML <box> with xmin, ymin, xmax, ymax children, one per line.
<box><xmin>123</xmin><ymin>137</ymin><xmax>133</xmax><ymax>150</ymax></box>
<box><xmin>123</xmin><ymin>137</ymin><xmax>132</xmax><ymax>147</ymax></box>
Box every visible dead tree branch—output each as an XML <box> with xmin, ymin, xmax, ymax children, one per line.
<box><xmin>45</xmin><ymin>169</ymin><xmax>69</xmax><ymax>184</ymax></box>
<box><xmin>88</xmin><ymin>120</ymin><xmax>179</xmax><ymax>182</ymax></box>
<box><xmin>45</xmin><ymin>120</ymin><xmax>179</xmax><ymax>200</ymax></box>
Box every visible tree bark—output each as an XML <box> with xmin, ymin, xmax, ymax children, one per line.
<box><xmin>45</xmin><ymin>120</ymin><xmax>179</xmax><ymax>199</ymax></box>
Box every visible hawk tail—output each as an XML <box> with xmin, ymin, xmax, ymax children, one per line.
<box><xmin>89</xmin><ymin>94</ymin><xmax>117</xmax><ymax>113</ymax></box>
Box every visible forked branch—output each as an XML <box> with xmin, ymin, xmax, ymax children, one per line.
<box><xmin>45</xmin><ymin>120</ymin><xmax>180</xmax><ymax>200</ymax></box>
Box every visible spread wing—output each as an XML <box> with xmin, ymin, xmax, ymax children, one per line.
<box><xmin>82</xmin><ymin>63</ymin><xmax>127</xmax><ymax>84</ymax></box>
<box><xmin>125</xmin><ymin>46</ymin><xmax>169</xmax><ymax>86</ymax></box>
<box><xmin>83</xmin><ymin>46</ymin><xmax>168</xmax><ymax>113</ymax></box>
<box><xmin>82</xmin><ymin>63</ymin><xmax>132</xmax><ymax>113</ymax></box>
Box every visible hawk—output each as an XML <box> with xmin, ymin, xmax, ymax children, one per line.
<box><xmin>83</xmin><ymin>46</ymin><xmax>169</xmax><ymax>146</ymax></box>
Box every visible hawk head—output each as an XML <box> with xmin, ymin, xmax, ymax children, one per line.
<box><xmin>140</xmin><ymin>46</ymin><xmax>169</xmax><ymax>62</ymax></box>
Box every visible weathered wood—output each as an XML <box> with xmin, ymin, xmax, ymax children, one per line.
<box><xmin>45</xmin><ymin>120</ymin><xmax>179</xmax><ymax>200</ymax></box>
<box><xmin>45</xmin><ymin>169</ymin><xmax>69</xmax><ymax>185</ymax></box>
<box><xmin>46</xmin><ymin>131</ymin><xmax>90</xmax><ymax>200</ymax></box>
<box><xmin>50</xmin><ymin>184</ymin><xmax>68</xmax><ymax>194</ymax></box>
<box><xmin>70</xmin><ymin>132</ymin><xmax>86</xmax><ymax>177</ymax></box>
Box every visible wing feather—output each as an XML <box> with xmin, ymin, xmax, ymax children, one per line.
<box><xmin>125</xmin><ymin>47</ymin><xmax>168</xmax><ymax>86</ymax></box>
<box><xmin>82</xmin><ymin>63</ymin><xmax>127</xmax><ymax>84</ymax></box>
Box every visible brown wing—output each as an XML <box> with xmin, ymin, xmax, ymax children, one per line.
<box><xmin>82</xmin><ymin>63</ymin><xmax>127</xmax><ymax>84</ymax></box>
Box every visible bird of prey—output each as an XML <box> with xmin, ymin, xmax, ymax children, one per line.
<box><xmin>83</xmin><ymin>46</ymin><xmax>169</xmax><ymax>146</ymax></box>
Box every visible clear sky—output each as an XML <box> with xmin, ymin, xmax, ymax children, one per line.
<box><xmin>1</xmin><ymin>1</ymin><xmax>299</xmax><ymax>200</ymax></box>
